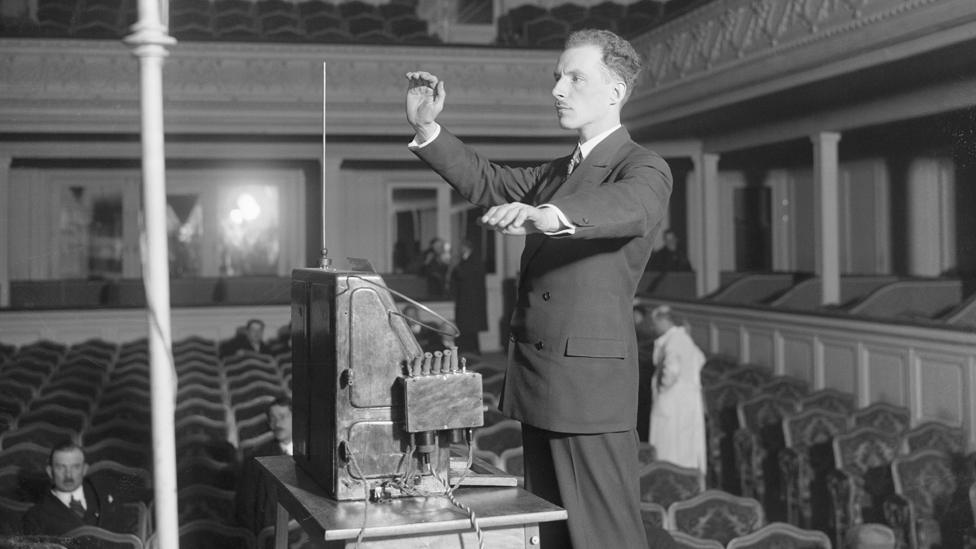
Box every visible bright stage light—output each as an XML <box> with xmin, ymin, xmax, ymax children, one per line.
<box><xmin>237</xmin><ymin>193</ymin><xmax>261</xmax><ymax>221</ymax></box>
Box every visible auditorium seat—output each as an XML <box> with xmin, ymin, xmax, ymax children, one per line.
<box><xmin>36</xmin><ymin>0</ymin><xmax>76</xmax><ymax>37</ymax></box>
<box><xmin>229</xmin><ymin>380</ymin><xmax>283</xmax><ymax>407</ymax></box>
<box><xmin>590</xmin><ymin>1</ymin><xmax>626</xmax><ymax>21</ymax></box>
<box><xmin>85</xmin><ymin>417</ymin><xmax>152</xmax><ymax>447</ymax></box>
<box><xmin>668</xmin><ymin>490</ymin><xmax>765</xmax><ymax>546</ymax></box>
<box><xmin>178</xmin><ymin>370</ymin><xmax>223</xmax><ymax>392</ymax></box>
<box><xmin>86</xmin><ymin>438</ymin><xmax>150</xmax><ymax>469</ymax></box>
<box><xmin>704</xmin><ymin>380</ymin><xmax>755</xmax><ymax>492</ymax></box>
<box><xmin>640</xmin><ymin>501</ymin><xmax>668</xmax><ymax>530</ymax></box>
<box><xmin>0</xmin><ymin>494</ymin><xmax>31</xmax><ymax>535</ymax></box>
<box><xmin>19</xmin><ymin>403</ymin><xmax>88</xmax><ymax>433</ymax></box>
<box><xmin>30</xmin><ymin>388</ymin><xmax>95</xmax><ymax>415</ymax></box>
<box><xmin>799</xmin><ymin>388</ymin><xmax>856</xmax><ymax>415</ymax></box>
<box><xmin>886</xmin><ymin>449</ymin><xmax>960</xmax><ymax>549</ymax></box>
<box><xmin>173</xmin><ymin>335</ymin><xmax>218</xmax><ymax>357</ymax></box>
<box><xmin>524</xmin><ymin>16</ymin><xmax>570</xmax><ymax>49</ymax></box>
<box><xmin>87</xmin><ymin>460</ymin><xmax>152</xmax><ymax>504</ymax></box>
<box><xmin>0</xmin><ymin>462</ymin><xmax>48</xmax><ymax>503</ymax></box>
<box><xmin>1</xmin><ymin>366</ymin><xmax>48</xmax><ymax>389</ymax></box>
<box><xmin>178</xmin><ymin>383</ymin><xmax>225</xmax><ymax>404</ymax></box>
<box><xmin>337</xmin><ymin>0</ymin><xmax>375</xmax><ymax>19</ymax></box>
<box><xmin>236</xmin><ymin>413</ymin><xmax>270</xmax><ymax>443</ymax></box>
<box><xmin>234</xmin><ymin>395</ymin><xmax>275</xmax><ymax>424</ymax></box>
<box><xmin>171</xmin><ymin>519</ymin><xmax>256</xmax><ymax>549</ymax></box>
<box><xmin>669</xmin><ymin>531</ymin><xmax>725</xmax><ymax>549</ymax></box>
<box><xmin>779</xmin><ymin>409</ymin><xmax>849</xmax><ymax>530</ymax></box>
<box><xmin>1</xmin><ymin>422</ymin><xmax>79</xmax><ymax>451</ymax></box>
<box><xmin>829</xmin><ymin>426</ymin><xmax>903</xmax><ymax>546</ymax></box>
<box><xmin>223</xmin><ymin>353</ymin><xmax>277</xmax><ymax>378</ymax></box>
<box><xmin>726</xmin><ymin>522</ymin><xmax>831</xmax><ymax>549</ymax></box>
<box><xmin>571</xmin><ymin>15</ymin><xmax>617</xmax><ymax>33</ymax></box>
<box><xmin>495</xmin><ymin>4</ymin><xmax>546</xmax><ymax>46</ymax></box>
<box><xmin>901</xmin><ymin>421</ymin><xmax>963</xmax><ymax>455</ymax></box>
<box><xmin>852</xmin><ymin>402</ymin><xmax>911</xmax><ymax>434</ymax></box>
<box><xmin>175</xmin><ymin>415</ymin><xmax>228</xmax><ymax>445</ymax></box>
<box><xmin>758</xmin><ymin>376</ymin><xmax>809</xmax><ymax>401</ymax></box>
<box><xmin>178</xmin><ymin>484</ymin><xmax>236</xmax><ymax>524</ymax></box>
<box><xmin>177</xmin><ymin>455</ymin><xmax>236</xmax><ymax>490</ymax></box>
<box><xmin>227</xmin><ymin>368</ymin><xmax>281</xmax><ymax>392</ymax></box>
<box><xmin>176</xmin><ymin>397</ymin><xmax>229</xmax><ymax>424</ymax></box>
<box><xmin>99</xmin><ymin>386</ymin><xmax>151</xmax><ymax>412</ymax></box>
<box><xmin>734</xmin><ymin>394</ymin><xmax>796</xmax><ymax>514</ymax></box>
<box><xmin>65</xmin><ymin>525</ymin><xmax>144</xmax><ymax>549</ymax></box>
<box><xmin>73</xmin><ymin>0</ymin><xmax>124</xmax><ymax>39</ymax></box>
<box><xmin>724</xmin><ymin>365</ymin><xmax>774</xmax><ymax>387</ymax></box>
<box><xmin>550</xmin><ymin>3</ymin><xmax>588</xmax><ymax>26</ymax></box>
<box><xmin>639</xmin><ymin>460</ymin><xmax>705</xmax><ymax>509</ymax></box>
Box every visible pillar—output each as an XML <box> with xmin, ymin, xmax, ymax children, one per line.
<box><xmin>689</xmin><ymin>152</ymin><xmax>721</xmax><ymax>296</ymax></box>
<box><xmin>0</xmin><ymin>155</ymin><xmax>10</xmax><ymax>308</ymax></box>
<box><xmin>812</xmin><ymin>132</ymin><xmax>842</xmax><ymax>305</ymax></box>
<box><xmin>906</xmin><ymin>157</ymin><xmax>956</xmax><ymax>276</ymax></box>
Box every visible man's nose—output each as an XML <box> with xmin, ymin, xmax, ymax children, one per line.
<box><xmin>552</xmin><ymin>80</ymin><xmax>565</xmax><ymax>99</ymax></box>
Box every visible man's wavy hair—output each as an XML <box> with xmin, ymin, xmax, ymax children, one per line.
<box><xmin>565</xmin><ymin>29</ymin><xmax>642</xmax><ymax>102</ymax></box>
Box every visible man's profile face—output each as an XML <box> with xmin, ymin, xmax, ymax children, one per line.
<box><xmin>48</xmin><ymin>448</ymin><xmax>87</xmax><ymax>493</ymax></box>
<box><xmin>268</xmin><ymin>404</ymin><xmax>293</xmax><ymax>444</ymax></box>
<box><xmin>552</xmin><ymin>44</ymin><xmax>619</xmax><ymax>135</ymax></box>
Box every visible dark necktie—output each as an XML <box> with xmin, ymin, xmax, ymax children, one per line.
<box><xmin>69</xmin><ymin>496</ymin><xmax>85</xmax><ymax>518</ymax></box>
<box><xmin>567</xmin><ymin>145</ymin><xmax>582</xmax><ymax>176</ymax></box>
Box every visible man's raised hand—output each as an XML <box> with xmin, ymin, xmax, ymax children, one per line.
<box><xmin>405</xmin><ymin>71</ymin><xmax>445</xmax><ymax>143</ymax></box>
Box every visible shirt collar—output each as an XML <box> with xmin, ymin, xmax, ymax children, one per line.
<box><xmin>577</xmin><ymin>124</ymin><xmax>622</xmax><ymax>160</ymax></box>
<box><xmin>53</xmin><ymin>486</ymin><xmax>86</xmax><ymax>508</ymax></box>
<box><xmin>280</xmin><ymin>441</ymin><xmax>294</xmax><ymax>456</ymax></box>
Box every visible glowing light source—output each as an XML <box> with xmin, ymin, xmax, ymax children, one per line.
<box><xmin>237</xmin><ymin>193</ymin><xmax>261</xmax><ymax>221</ymax></box>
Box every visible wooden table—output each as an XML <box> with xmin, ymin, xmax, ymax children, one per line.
<box><xmin>256</xmin><ymin>456</ymin><xmax>567</xmax><ymax>549</ymax></box>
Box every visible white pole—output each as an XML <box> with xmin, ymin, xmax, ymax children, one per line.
<box><xmin>125</xmin><ymin>2</ymin><xmax>179</xmax><ymax>549</ymax></box>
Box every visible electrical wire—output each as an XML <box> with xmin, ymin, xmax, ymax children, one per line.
<box><xmin>349</xmin><ymin>274</ymin><xmax>461</xmax><ymax>338</ymax></box>
<box><xmin>345</xmin><ymin>447</ymin><xmax>371</xmax><ymax>549</ymax></box>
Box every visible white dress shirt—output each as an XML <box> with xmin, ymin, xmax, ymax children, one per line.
<box><xmin>409</xmin><ymin>123</ymin><xmax>622</xmax><ymax>235</ymax></box>
<box><xmin>280</xmin><ymin>440</ymin><xmax>294</xmax><ymax>456</ymax></box>
<box><xmin>53</xmin><ymin>486</ymin><xmax>87</xmax><ymax>510</ymax></box>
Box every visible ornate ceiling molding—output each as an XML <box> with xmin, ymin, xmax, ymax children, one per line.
<box><xmin>627</xmin><ymin>0</ymin><xmax>976</xmax><ymax>127</ymax></box>
<box><xmin>0</xmin><ymin>40</ymin><xmax>561</xmax><ymax>137</ymax></box>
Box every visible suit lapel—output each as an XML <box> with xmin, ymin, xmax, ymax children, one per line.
<box><xmin>520</xmin><ymin>127</ymin><xmax>632</xmax><ymax>277</ymax></box>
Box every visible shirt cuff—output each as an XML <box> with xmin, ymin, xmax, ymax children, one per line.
<box><xmin>538</xmin><ymin>204</ymin><xmax>576</xmax><ymax>235</ymax></box>
<box><xmin>408</xmin><ymin>123</ymin><xmax>442</xmax><ymax>149</ymax></box>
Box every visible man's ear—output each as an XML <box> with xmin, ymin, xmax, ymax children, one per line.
<box><xmin>610</xmin><ymin>81</ymin><xmax>627</xmax><ymax>105</ymax></box>
<box><xmin>82</xmin><ymin>463</ymin><xmax>89</xmax><ymax>477</ymax></box>
<box><xmin>46</xmin><ymin>465</ymin><xmax>53</xmax><ymax>481</ymax></box>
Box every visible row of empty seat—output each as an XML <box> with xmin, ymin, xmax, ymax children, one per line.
<box><xmin>0</xmin><ymin>0</ymin><xmax>439</xmax><ymax>45</ymax></box>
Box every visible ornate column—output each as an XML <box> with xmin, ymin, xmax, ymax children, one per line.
<box><xmin>812</xmin><ymin>132</ymin><xmax>842</xmax><ymax>305</ymax></box>
<box><xmin>124</xmin><ymin>3</ymin><xmax>179</xmax><ymax>549</ymax></box>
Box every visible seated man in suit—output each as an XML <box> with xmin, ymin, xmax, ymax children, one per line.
<box><xmin>406</xmin><ymin>28</ymin><xmax>675</xmax><ymax>549</ymax></box>
<box><xmin>22</xmin><ymin>441</ymin><xmax>133</xmax><ymax>535</ymax></box>
<box><xmin>235</xmin><ymin>395</ymin><xmax>292</xmax><ymax>532</ymax></box>
<box><xmin>220</xmin><ymin>318</ymin><xmax>273</xmax><ymax>358</ymax></box>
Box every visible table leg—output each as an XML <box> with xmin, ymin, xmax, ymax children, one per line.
<box><xmin>276</xmin><ymin>501</ymin><xmax>290</xmax><ymax>549</ymax></box>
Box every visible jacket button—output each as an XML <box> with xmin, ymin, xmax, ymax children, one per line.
<box><xmin>535</xmin><ymin>341</ymin><xmax>544</xmax><ymax>351</ymax></box>
<box><xmin>542</xmin><ymin>291</ymin><xmax>551</xmax><ymax>302</ymax></box>
<box><xmin>581</xmin><ymin>217</ymin><xmax>590</xmax><ymax>224</ymax></box>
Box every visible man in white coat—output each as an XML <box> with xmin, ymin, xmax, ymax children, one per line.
<box><xmin>648</xmin><ymin>305</ymin><xmax>707</xmax><ymax>472</ymax></box>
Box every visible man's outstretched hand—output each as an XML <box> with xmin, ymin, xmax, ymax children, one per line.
<box><xmin>479</xmin><ymin>203</ymin><xmax>562</xmax><ymax>236</ymax></box>
<box><xmin>405</xmin><ymin>71</ymin><xmax>445</xmax><ymax>143</ymax></box>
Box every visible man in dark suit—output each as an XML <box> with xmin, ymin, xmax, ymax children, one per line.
<box><xmin>235</xmin><ymin>395</ymin><xmax>292</xmax><ymax>532</ymax></box>
<box><xmin>406</xmin><ymin>29</ymin><xmax>674</xmax><ymax>549</ymax></box>
<box><xmin>220</xmin><ymin>318</ymin><xmax>273</xmax><ymax>358</ymax></box>
<box><xmin>450</xmin><ymin>239</ymin><xmax>488</xmax><ymax>355</ymax></box>
<box><xmin>22</xmin><ymin>442</ymin><xmax>132</xmax><ymax>535</ymax></box>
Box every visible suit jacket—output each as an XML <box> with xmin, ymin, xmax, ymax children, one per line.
<box><xmin>22</xmin><ymin>480</ymin><xmax>130</xmax><ymax>536</ymax></box>
<box><xmin>235</xmin><ymin>439</ymin><xmax>285</xmax><ymax>532</ymax></box>
<box><xmin>413</xmin><ymin>126</ymin><xmax>672</xmax><ymax>433</ymax></box>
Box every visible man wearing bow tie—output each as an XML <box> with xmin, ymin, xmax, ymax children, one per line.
<box><xmin>22</xmin><ymin>441</ymin><xmax>131</xmax><ymax>535</ymax></box>
<box><xmin>406</xmin><ymin>29</ymin><xmax>674</xmax><ymax>549</ymax></box>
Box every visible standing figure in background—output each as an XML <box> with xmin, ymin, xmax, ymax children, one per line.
<box><xmin>220</xmin><ymin>318</ymin><xmax>272</xmax><ymax>358</ymax></box>
<box><xmin>648</xmin><ymin>305</ymin><xmax>706</xmax><ymax>472</ymax></box>
<box><xmin>646</xmin><ymin>229</ymin><xmax>692</xmax><ymax>271</ymax></box>
<box><xmin>450</xmin><ymin>239</ymin><xmax>487</xmax><ymax>355</ymax></box>
<box><xmin>423</xmin><ymin>237</ymin><xmax>451</xmax><ymax>298</ymax></box>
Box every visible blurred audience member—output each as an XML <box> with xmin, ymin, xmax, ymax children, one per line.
<box><xmin>646</xmin><ymin>229</ymin><xmax>692</xmax><ymax>272</ymax></box>
<box><xmin>423</xmin><ymin>238</ymin><xmax>451</xmax><ymax>298</ymax></box>
<box><xmin>648</xmin><ymin>305</ymin><xmax>706</xmax><ymax>472</ymax></box>
<box><xmin>236</xmin><ymin>395</ymin><xmax>292</xmax><ymax>532</ymax></box>
<box><xmin>22</xmin><ymin>442</ymin><xmax>134</xmax><ymax>535</ymax></box>
<box><xmin>221</xmin><ymin>318</ymin><xmax>272</xmax><ymax>358</ymax></box>
<box><xmin>450</xmin><ymin>239</ymin><xmax>487</xmax><ymax>355</ymax></box>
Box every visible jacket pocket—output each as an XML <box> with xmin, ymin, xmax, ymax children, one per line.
<box><xmin>564</xmin><ymin>336</ymin><xmax>626</xmax><ymax>359</ymax></box>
